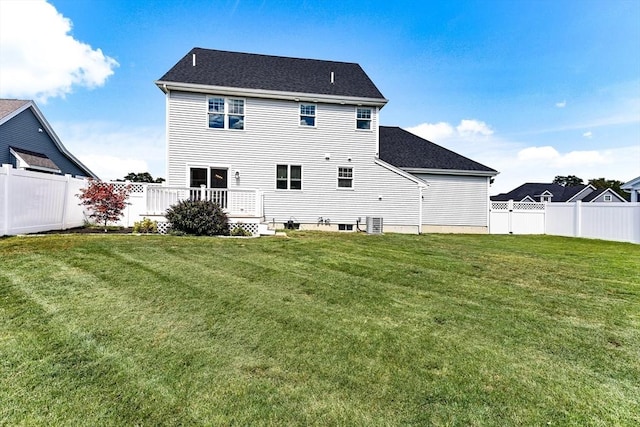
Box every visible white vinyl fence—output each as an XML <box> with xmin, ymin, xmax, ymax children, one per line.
<box><xmin>490</xmin><ymin>200</ymin><xmax>640</xmax><ymax>244</ymax></box>
<box><xmin>1</xmin><ymin>164</ymin><xmax>88</xmax><ymax>235</ymax></box>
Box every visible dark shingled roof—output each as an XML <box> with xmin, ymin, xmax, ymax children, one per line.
<box><xmin>491</xmin><ymin>183</ymin><xmax>590</xmax><ymax>202</ymax></box>
<box><xmin>158</xmin><ymin>48</ymin><xmax>386</xmax><ymax>100</ymax></box>
<box><xmin>378</xmin><ymin>126</ymin><xmax>497</xmax><ymax>173</ymax></box>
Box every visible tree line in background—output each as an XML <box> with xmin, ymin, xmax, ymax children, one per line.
<box><xmin>116</xmin><ymin>172</ymin><xmax>165</xmax><ymax>183</ymax></box>
<box><xmin>552</xmin><ymin>175</ymin><xmax>629</xmax><ymax>200</ymax></box>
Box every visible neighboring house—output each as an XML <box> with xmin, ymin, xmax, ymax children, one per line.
<box><xmin>621</xmin><ymin>176</ymin><xmax>640</xmax><ymax>202</ymax></box>
<box><xmin>491</xmin><ymin>183</ymin><xmax>627</xmax><ymax>203</ymax></box>
<box><xmin>0</xmin><ymin>99</ymin><xmax>96</xmax><ymax>178</ymax></box>
<box><xmin>155</xmin><ymin>48</ymin><xmax>497</xmax><ymax>233</ymax></box>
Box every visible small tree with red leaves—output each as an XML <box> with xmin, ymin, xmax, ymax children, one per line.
<box><xmin>77</xmin><ymin>179</ymin><xmax>131</xmax><ymax>228</ymax></box>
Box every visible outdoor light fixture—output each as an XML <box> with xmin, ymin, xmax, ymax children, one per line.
<box><xmin>234</xmin><ymin>170</ymin><xmax>240</xmax><ymax>179</ymax></box>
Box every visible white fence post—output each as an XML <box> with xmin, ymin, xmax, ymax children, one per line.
<box><xmin>1</xmin><ymin>164</ymin><xmax>11</xmax><ymax>236</ymax></box>
<box><xmin>575</xmin><ymin>200</ymin><xmax>582</xmax><ymax>238</ymax></box>
<box><xmin>507</xmin><ymin>199</ymin><xmax>514</xmax><ymax>234</ymax></box>
<box><xmin>61</xmin><ymin>174</ymin><xmax>71</xmax><ymax>230</ymax></box>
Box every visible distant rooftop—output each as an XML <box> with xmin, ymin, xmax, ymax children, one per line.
<box><xmin>0</xmin><ymin>99</ymin><xmax>29</xmax><ymax>121</ymax></box>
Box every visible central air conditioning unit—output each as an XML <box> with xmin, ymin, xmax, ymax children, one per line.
<box><xmin>366</xmin><ymin>216</ymin><xmax>383</xmax><ymax>234</ymax></box>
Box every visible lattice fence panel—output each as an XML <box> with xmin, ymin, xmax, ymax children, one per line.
<box><xmin>230</xmin><ymin>222</ymin><xmax>259</xmax><ymax>235</ymax></box>
<box><xmin>513</xmin><ymin>202</ymin><xmax>545</xmax><ymax>211</ymax></box>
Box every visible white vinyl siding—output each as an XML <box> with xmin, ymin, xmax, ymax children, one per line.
<box><xmin>167</xmin><ymin>91</ymin><xmax>421</xmax><ymax>226</ymax></box>
<box><xmin>415</xmin><ymin>174</ymin><xmax>490</xmax><ymax>227</ymax></box>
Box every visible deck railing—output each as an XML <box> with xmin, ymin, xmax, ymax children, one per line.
<box><xmin>145</xmin><ymin>185</ymin><xmax>262</xmax><ymax>217</ymax></box>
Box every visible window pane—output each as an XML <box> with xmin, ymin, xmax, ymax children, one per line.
<box><xmin>357</xmin><ymin>108</ymin><xmax>371</xmax><ymax>119</ymax></box>
<box><xmin>276</xmin><ymin>165</ymin><xmax>288</xmax><ymax>189</ymax></box>
<box><xmin>338</xmin><ymin>167</ymin><xmax>353</xmax><ymax>178</ymax></box>
<box><xmin>338</xmin><ymin>179</ymin><xmax>352</xmax><ymax>188</ymax></box>
<box><xmin>300</xmin><ymin>116</ymin><xmax>315</xmax><ymax>126</ymax></box>
<box><xmin>277</xmin><ymin>165</ymin><xmax>288</xmax><ymax>179</ymax></box>
<box><xmin>290</xmin><ymin>165</ymin><xmax>302</xmax><ymax>190</ymax></box>
<box><xmin>229</xmin><ymin>99</ymin><xmax>244</xmax><ymax>114</ymax></box>
<box><xmin>209</xmin><ymin>114</ymin><xmax>224</xmax><ymax>128</ymax></box>
<box><xmin>290</xmin><ymin>166</ymin><xmax>302</xmax><ymax>180</ymax></box>
<box><xmin>229</xmin><ymin>115</ymin><xmax>244</xmax><ymax>129</ymax></box>
<box><xmin>190</xmin><ymin>168</ymin><xmax>207</xmax><ymax>187</ymax></box>
<box><xmin>356</xmin><ymin>119</ymin><xmax>371</xmax><ymax>130</ymax></box>
<box><xmin>209</xmin><ymin>98</ymin><xmax>224</xmax><ymax>113</ymax></box>
<box><xmin>300</xmin><ymin>104</ymin><xmax>315</xmax><ymax>116</ymax></box>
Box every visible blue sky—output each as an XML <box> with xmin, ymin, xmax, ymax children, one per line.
<box><xmin>1</xmin><ymin>0</ymin><xmax>638</xmax><ymax>194</ymax></box>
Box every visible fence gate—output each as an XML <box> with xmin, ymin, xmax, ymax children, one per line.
<box><xmin>489</xmin><ymin>201</ymin><xmax>545</xmax><ymax>234</ymax></box>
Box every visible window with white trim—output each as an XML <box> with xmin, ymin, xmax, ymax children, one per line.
<box><xmin>276</xmin><ymin>164</ymin><xmax>302</xmax><ymax>190</ymax></box>
<box><xmin>356</xmin><ymin>107</ymin><xmax>372</xmax><ymax>130</ymax></box>
<box><xmin>208</xmin><ymin>97</ymin><xmax>245</xmax><ymax>129</ymax></box>
<box><xmin>300</xmin><ymin>104</ymin><xmax>316</xmax><ymax>127</ymax></box>
<box><xmin>603</xmin><ymin>194</ymin><xmax>612</xmax><ymax>202</ymax></box>
<box><xmin>337</xmin><ymin>167</ymin><xmax>353</xmax><ymax>188</ymax></box>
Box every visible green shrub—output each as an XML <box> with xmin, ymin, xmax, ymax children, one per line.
<box><xmin>230</xmin><ymin>225</ymin><xmax>252</xmax><ymax>237</ymax></box>
<box><xmin>133</xmin><ymin>217</ymin><xmax>158</xmax><ymax>234</ymax></box>
<box><xmin>165</xmin><ymin>200</ymin><xmax>229</xmax><ymax>236</ymax></box>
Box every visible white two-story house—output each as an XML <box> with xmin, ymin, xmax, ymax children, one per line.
<box><xmin>155</xmin><ymin>48</ymin><xmax>497</xmax><ymax>233</ymax></box>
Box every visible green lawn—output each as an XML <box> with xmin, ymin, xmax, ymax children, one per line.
<box><xmin>1</xmin><ymin>232</ymin><xmax>638</xmax><ymax>426</ymax></box>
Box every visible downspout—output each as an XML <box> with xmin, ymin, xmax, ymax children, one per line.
<box><xmin>418</xmin><ymin>185</ymin><xmax>423</xmax><ymax>234</ymax></box>
<box><xmin>375</xmin><ymin>107</ymin><xmax>380</xmax><ymax>157</ymax></box>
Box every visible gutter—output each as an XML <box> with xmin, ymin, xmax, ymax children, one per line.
<box><xmin>401</xmin><ymin>167</ymin><xmax>499</xmax><ymax>177</ymax></box>
<box><xmin>155</xmin><ymin>80</ymin><xmax>388</xmax><ymax>108</ymax></box>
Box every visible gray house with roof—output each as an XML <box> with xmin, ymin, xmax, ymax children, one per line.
<box><xmin>491</xmin><ymin>183</ymin><xmax>627</xmax><ymax>203</ymax></box>
<box><xmin>0</xmin><ymin>99</ymin><xmax>96</xmax><ymax>178</ymax></box>
<box><xmin>156</xmin><ymin>48</ymin><xmax>497</xmax><ymax>233</ymax></box>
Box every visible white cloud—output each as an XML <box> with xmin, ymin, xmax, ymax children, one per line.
<box><xmin>456</xmin><ymin>119</ymin><xmax>493</xmax><ymax>138</ymax></box>
<box><xmin>406</xmin><ymin>119</ymin><xmax>492</xmax><ymax>142</ymax></box>
<box><xmin>583</xmin><ymin>131</ymin><xmax>593</xmax><ymax>138</ymax></box>
<box><xmin>404</xmin><ymin>119</ymin><xmax>640</xmax><ymax>195</ymax></box>
<box><xmin>492</xmin><ymin>145</ymin><xmax>638</xmax><ymax>194</ymax></box>
<box><xmin>556</xmin><ymin>100</ymin><xmax>567</xmax><ymax>108</ymax></box>
<box><xmin>517</xmin><ymin>146</ymin><xmax>607</xmax><ymax>168</ymax></box>
<box><xmin>0</xmin><ymin>0</ymin><xmax>118</xmax><ymax>102</ymax></box>
<box><xmin>517</xmin><ymin>146</ymin><xmax>560</xmax><ymax>161</ymax></box>
<box><xmin>53</xmin><ymin>121</ymin><xmax>165</xmax><ymax>181</ymax></box>
<box><xmin>405</xmin><ymin>122</ymin><xmax>454</xmax><ymax>141</ymax></box>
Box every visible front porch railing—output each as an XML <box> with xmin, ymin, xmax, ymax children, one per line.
<box><xmin>145</xmin><ymin>185</ymin><xmax>262</xmax><ymax>217</ymax></box>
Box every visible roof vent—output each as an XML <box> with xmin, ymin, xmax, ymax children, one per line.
<box><xmin>192</xmin><ymin>53</ymin><xmax>196</xmax><ymax>67</ymax></box>
<box><xmin>330</xmin><ymin>71</ymin><xmax>335</xmax><ymax>84</ymax></box>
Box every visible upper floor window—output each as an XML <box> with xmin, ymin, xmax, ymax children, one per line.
<box><xmin>337</xmin><ymin>167</ymin><xmax>353</xmax><ymax>189</ymax></box>
<box><xmin>356</xmin><ymin>107</ymin><xmax>372</xmax><ymax>130</ymax></box>
<box><xmin>603</xmin><ymin>194</ymin><xmax>612</xmax><ymax>202</ymax></box>
<box><xmin>208</xmin><ymin>97</ymin><xmax>244</xmax><ymax>130</ymax></box>
<box><xmin>276</xmin><ymin>164</ymin><xmax>302</xmax><ymax>190</ymax></box>
<box><xmin>300</xmin><ymin>104</ymin><xmax>316</xmax><ymax>127</ymax></box>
